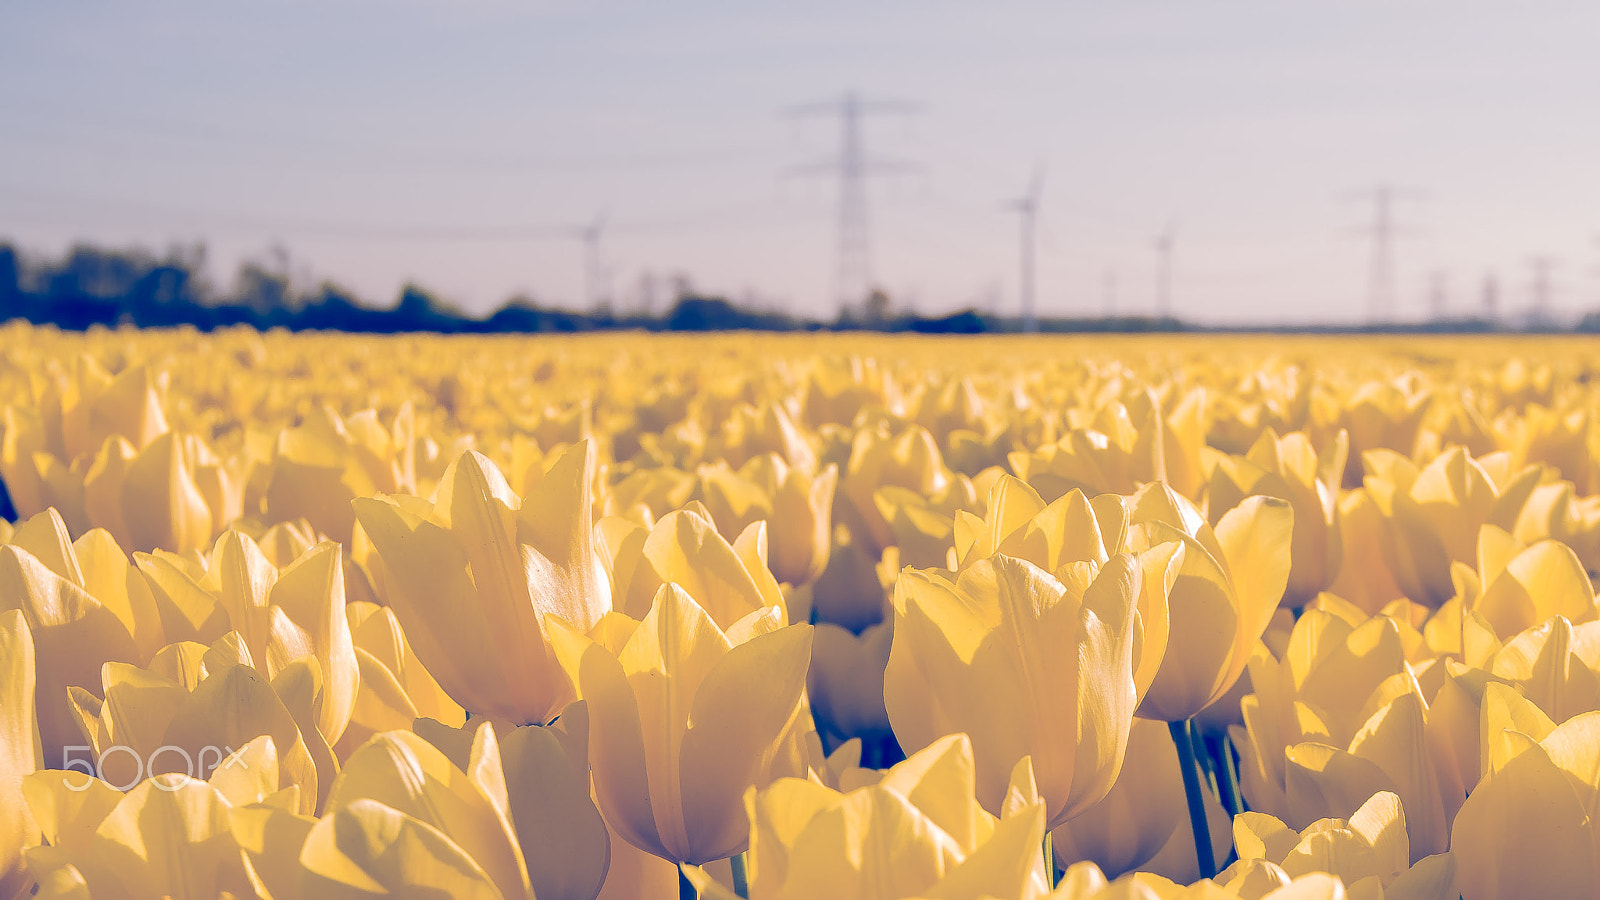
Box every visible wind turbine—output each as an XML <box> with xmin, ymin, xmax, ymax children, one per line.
<box><xmin>1153</xmin><ymin>222</ymin><xmax>1177</xmax><ymax>319</ymax></box>
<box><xmin>571</xmin><ymin>211</ymin><xmax>609</xmax><ymax>311</ymax></box>
<box><xmin>1006</xmin><ymin>162</ymin><xmax>1047</xmax><ymax>333</ymax></box>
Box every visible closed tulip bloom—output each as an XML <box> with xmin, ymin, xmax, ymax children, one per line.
<box><xmin>1012</xmin><ymin>388</ymin><xmax>1203</xmax><ymax>500</ymax></box>
<box><xmin>551</xmin><ymin>582</ymin><xmax>813</xmax><ymax>865</ymax></box>
<box><xmin>685</xmin><ymin>732</ymin><xmax>1051</xmax><ymax>900</ymax></box>
<box><xmin>1451</xmin><ymin>704</ymin><xmax>1600</xmax><ymax>900</ymax></box>
<box><xmin>337</xmin><ymin>600</ymin><xmax>466</xmax><ymax>757</ymax></box>
<box><xmin>952</xmin><ymin>476</ymin><xmax>1182</xmax><ymax>705</ymax></box>
<box><xmin>840</xmin><ymin>423</ymin><xmax>952</xmax><ymax>553</ymax></box>
<box><xmin>1222</xmin><ymin>791</ymin><xmax>1455</xmax><ymax>900</ymax></box>
<box><xmin>412</xmin><ymin>708</ymin><xmax>611</xmax><ymax>900</ymax></box>
<box><xmin>22</xmin><ymin>746</ymin><xmax>277</xmax><ymax>900</ymax></box>
<box><xmin>1362</xmin><ymin>447</ymin><xmax>1538</xmax><ymax>608</ymax></box>
<box><xmin>1125</xmin><ymin>485</ymin><xmax>1295</xmax><ymax>722</ymax></box>
<box><xmin>300</xmin><ymin>718</ymin><xmax>609</xmax><ymax>900</ymax></box>
<box><xmin>266</xmin><ymin>405</ymin><xmax>411</xmax><ymax>543</ymax></box>
<box><xmin>604</xmin><ymin>505</ymin><xmax>785</xmax><ymax>628</ymax></box>
<box><xmin>204</xmin><ymin>531</ymin><xmax>360</xmax><ymax>747</ymax></box>
<box><xmin>1263</xmin><ymin>673</ymin><xmax>1449</xmax><ymax>860</ymax></box>
<box><xmin>354</xmin><ymin>441</ymin><xmax>606</xmax><ymax>726</ymax></box>
<box><xmin>1326</xmin><ymin>489</ymin><xmax>1409</xmax><ymax>616</ymax></box>
<box><xmin>303</xmin><ymin>728</ymin><xmax>536</xmax><ymax>899</ymax></box>
<box><xmin>1488</xmin><ymin>616</ymin><xmax>1600</xmax><ymax>725</ymax></box>
<box><xmin>1339</xmin><ymin>381</ymin><xmax>1432</xmax><ymax>486</ymax></box>
<box><xmin>1468</xmin><ymin>532</ymin><xmax>1597</xmax><ymax>640</ymax></box>
<box><xmin>67</xmin><ymin>646</ymin><xmax>329</xmax><ymax>815</ymax></box>
<box><xmin>1209</xmin><ymin>429</ymin><xmax>1346</xmax><ymax>608</ymax></box>
<box><xmin>885</xmin><ymin>553</ymin><xmax>1143</xmax><ymax>827</ymax></box>
<box><xmin>704</xmin><ymin>401</ymin><xmax>818</xmax><ymax>474</ymax></box>
<box><xmin>1</xmin><ymin>611</ymin><xmax>39</xmax><ymax>900</ymax></box>
<box><xmin>1234</xmin><ymin>608</ymin><xmax>1410</xmax><ymax>820</ymax></box>
<box><xmin>746</xmin><ymin>454</ymin><xmax>838</xmax><ymax>587</ymax></box>
<box><xmin>0</xmin><ymin>510</ymin><xmax>142</xmax><ymax>770</ymax></box>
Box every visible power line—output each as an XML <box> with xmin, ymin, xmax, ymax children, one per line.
<box><xmin>0</xmin><ymin>184</ymin><xmax>801</xmax><ymax>243</ymax></box>
<box><xmin>785</xmin><ymin>90</ymin><xmax>919</xmax><ymax>312</ymax></box>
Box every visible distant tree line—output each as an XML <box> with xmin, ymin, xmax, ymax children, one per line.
<box><xmin>1</xmin><ymin>241</ymin><xmax>1594</xmax><ymax>334</ymax></box>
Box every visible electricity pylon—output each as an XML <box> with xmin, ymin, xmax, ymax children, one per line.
<box><xmin>786</xmin><ymin>91</ymin><xmax>919</xmax><ymax>313</ymax></box>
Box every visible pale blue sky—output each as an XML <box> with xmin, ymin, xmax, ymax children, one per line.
<box><xmin>3</xmin><ymin>1</ymin><xmax>1598</xmax><ymax>323</ymax></box>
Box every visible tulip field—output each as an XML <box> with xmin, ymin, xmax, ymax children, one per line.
<box><xmin>4</xmin><ymin>323</ymin><xmax>1600</xmax><ymax>900</ymax></box>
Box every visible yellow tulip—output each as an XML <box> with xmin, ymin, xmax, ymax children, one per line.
<box><xmin>1466</xmin><ymin>531</ymin><xmax>1597</xmax><ymax>641</ymax></box>
<box><xmin>1</xmin><ymin>610</ymin><xmax>40</xmax><ymax>900</ymax></box>
<box><xmin>1234</xmin><ymin>607</ymin><xmax>1410</xmax><ymax>820</ymax></box>
<box><xmin>1257</xmin><ymin>674</ymin><xmax>1449</xmax><ymax>860</ymax></box>
<box><xmin>82</xmin><ymin>430</ymin><xmax>237</xmax><ymax>555</ymax></box>
<box><xmin>0</xmin><ymin>511</ymin><xmax>142</xmax><ymax>769</ymax></box>
<box><xmin>550</xmin><ymin>582</ymin><xmax>813</xmax><ymax>865</ymax></box>
<box><xmin>203</xmin><ymin>531</ymin><xmax>360</xmax><ymax>747</ymax></box>
<box><xmin>1208</xmin><ymin>429</ymin><xmax>1345</xmax><ymax>608</ymax></box>
<box><xmin>840</xmin><ymin>423</ymin><xmax>953</xmax><ymax>552</ymax></box>
<box><xmin>302</xmin><ymin>727</ymin><xmax>535</xmax><ymax>898</ymax></box>
<box><xmin>1362</xmin><ymin>447</ymin><xmax>1539</xmax><ymax>608</ymax></box>
<box><xmin>703</xmin><ymin>401</ymin><xmax>817</xmax><ymax>474</ymax></box>
<box><xmin>952</xmin><ymin>476</ymin><xmax>1182</xmax><ymax>706</ymax></box>
<box><xmin>300</xmin><ymin>717</ymin><xmax>609</xmax><ymax>900</ymax></box>
<box><xmin>337</xmin><ymin>600</ymin><xmax>465</xmax><ymax>758</ymax></box>
<box><xmin>1008</xmin><ymin>387</ymin><xmax>1202</xmax><ymax>501</ymax></box>
<box><xmin>1039</xmin><ymin>861</ymin><xmax>1355</xmax><ymax>899</ymax></box>
<box><xmin>1222</xmin><ymin>791</ymin><xmax>1454</xmax><ymax>900</ymax></box>
<box><xmin>885</xmin><ymin>553</ymin><xmax>1143</xmax><ymax>827</ymax></box>
<box><xmin>684</xmin><ymin>732</ymin><xmax>1051</xmax><ymax>900</ymax></box>
<box><xmin>1325</xmin><ymin>490</ymin><xmax>1408</xmax><ymax>616</ymax></box>
<box><xmin>353</xmin><ymin>442</ymin><xmax>605</xmax><ymax>726</ymax></box>
<box><xmin>1450</xmin><ymin>706</ymin><xmax>1600</xmax><ymax>900</ymax></box>
<box><xmin>1126</xmin><ymin>486</ymin><xmax>1294</xmax><ymax>722</ymax></box>
<box><xmin>1339</xmin><ymin>380</ymin><xmax>1432</xmax><ymax>486</ymax></box>
<box><xmin>266</xmin><ymin>405</ymin><xmax>414</xmax><ymax>543</ymax></box>
<box><xmin>1050</xmin><ymin>717</ymin><xmax>1232</xmax><ymax>883</ymax></box>
<box><xmin>413</xmin><ymin>707</ymin><xmax>612</xmax><ymax>900</ymax></box>
<box><xmin>66</xmin><ymin>644</ymin><xmax>329</xmax><ymax>815</ymax></box>
<box><xmin>1487</xmin><ymin>615</ymin><xmax>1600</xmax><ymax>725</ymax></box>
<box><xmin>802</xmin><ymin>354</ymin><xmax>902</xmax><ymax>428</ymax></box>
<box><xmin>22</xmin><ymin>741</ymin><xmax>277</xmax><ymax>900</ymax></box>
<box><xmin>873</xmin><ymin>484</ymin><xmax>961</xmax><ymax>569</ymax></box>
<box><xmin>603</xmin><ymin>505</ymin><xmax>785</xmax><ymax>627</ymax></box>
<box><xmin>754</xmin><ymin>456</ymin><xmax>837</xmax><ymax>587</ymax></box>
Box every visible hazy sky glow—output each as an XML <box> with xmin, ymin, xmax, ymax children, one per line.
<box><xmin>4</xmin><ymin>1</ymin><xmax>1599</xmax><ymax>323</ymax></box>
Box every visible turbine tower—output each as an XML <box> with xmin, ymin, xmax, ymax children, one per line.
<box><xmin>571</xmin><ymin>212</ymin><xmax>610</xmax><ymax>312</ymax></box>
<box><xmin>1153</xmin><ymin>223</ymin><xmax>1177</xmax><ymax>319</ymax></box>
<box><xmin>1006</xmin><ymin>163</ymin><xmax>1047</xmax><ymax>333</ymax></box>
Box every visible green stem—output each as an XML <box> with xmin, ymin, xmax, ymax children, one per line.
<box><xmin>1192</xmin><ymin>725</ymin><xmax>1220</xmax><ymax>797</ymax></box>
<box><xmin>1042</xmin><ymin>830</ymin><xmax>1057</xmax><ymax>889</ymax></box>
<box><xmin>680</xmin><ymin>865</ymin><xmax>697</xmax><ymax>900</ymax></box>
<box><xmin>1169</xmin><ymin>718</ymin><xmax>1216</xmax><ymax>879</ymax></box>
<box><xmin>1208</xmin><ymin>732</ymin><xmax>1246</xmax><ymax>818</ymax></box>
<box><xmin>731</xmin><ymin>852</ymin><xmax>750</xmax><ymax>898</ymax></box>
